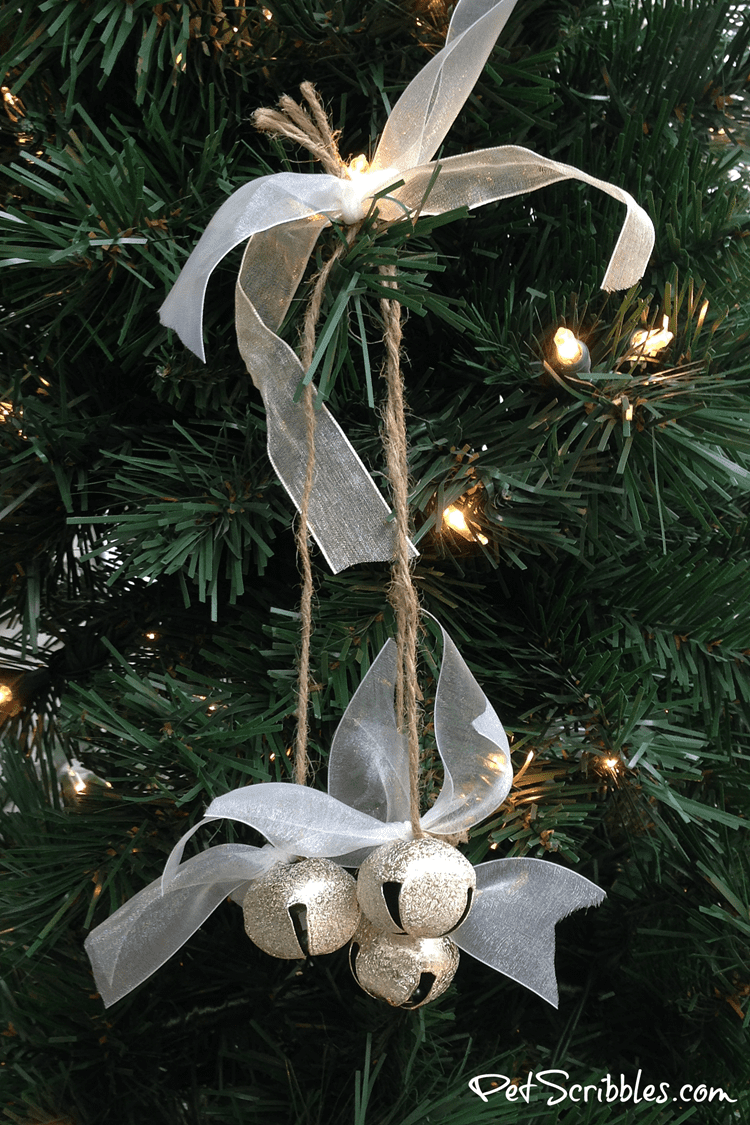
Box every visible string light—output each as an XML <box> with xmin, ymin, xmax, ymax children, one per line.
<box><xmin>442</xmin><ymin>504</ymin><xmax>489</xmax><ymax>545</ymax></box>
<box><xmin>444</xmin><ymin>505</ymin><xmax>469</xmax><ymax>533</ymax></box>
<box><xmin>554</xmin><ymin>328</ymin><xmax>582</xmax><ymax>363</ymax></box>
<box><xmin>0</xmin><ymin>684</ymin><xmax>12</xmax><ymax>705</ymax></box>
<box><xmin>626</xmin><ymin>315</ymin><xmax>674</xmax><ymax>360</ymax></box>
<box><xmin>261</xmin><ymin>7</ymin><xmax>273</xmax><ymax>19</ymax></box>
<box><xmin>347</xmin><ymin>154</ymin><xmax>370</xmax><ymax>177</ymax></box>
<box><xmin>551</xmin><ymin>327</ymin><xmax>591</xmax><ymax>374</ymax></box>
<box><xmin>69</xmin><ymin>769</ymin><xmax>87</xmax><ymax>794</ymax></box>
<box><xmin>1</xmin><ymin>85</ymin><xmax>24</xmax><ymax>123</ymax></box>
<box><xmin>62</xmin><ymin>764</ymin><xmax>114</xmax><ymax>796</ymax></box>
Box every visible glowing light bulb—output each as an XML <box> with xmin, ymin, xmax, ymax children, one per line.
<box><xmin>347</xmin><ymin>154</ymin><xmax>370</xmax><ymax>177</ymax></box>
<box><xmin>0</xmin><ymin>685</ymin><xmax>12</xmax><ymax>705</ymax></box>
<box><xmin>444</xmin><ymin>506</ymin><xmax>469</xmax><ymax>534</ymax></box>
<box><xmin>627</xmin><ymin>315</ymin><xmax>674</xmax><ymax>359</ymax></box>
<box><xmin>1</xmin><ymin>86</ymin><xmax>22</xmax><ymax>114</ymax></box>
<box><xmin>69</xmin><ymin>769</ymin><xmax>86</xmax><ymax>794</ymax></box>
<box><xmin>145</xmin><ymin>631</ymin><xmax>158</xmax><ymax>641</ymax></box>
<box><xmin>261</xmin><ymin>7</ymin><xmax>273</xmax><ymax>19</ymax></box>
<box><xmin>551</xmin><ymin>327</ymin><xmax>591</xmax><ymax>374</ymax></box>
<box><xmin>553</xmin><ymin>327</ymin><xmax>583</xmax><ymax>363</ymax></box>
<box><xmin>603</xmin><ymin>757</ymin><xmax>620</xmax><ymax>773</ymax></box>
<box><xmin>443</xmin><ymin>505</ymin><xmax>489</xmax><ymax>546</ymax></box>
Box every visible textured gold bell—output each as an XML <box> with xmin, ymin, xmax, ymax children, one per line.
<box><xmin>349</xmin><ymin>918</ymin><xmax>459</xmax><ymax>1008</ymax></box>
<box><xmin>242</xmin><ymin>858</ymin><xmax>360</xmax><ymax>959</ymax></box>
<box><xmin>356</xmin><ymin>837</ymin><xmax>476</xmax><ymax>938</ymax></box>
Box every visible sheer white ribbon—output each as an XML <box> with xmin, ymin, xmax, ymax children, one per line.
<box><xmin>159</xmin><ymin>0</ymin><xmax>655</xmax><ymax>572</ymax></box>
<box><xmin>85</xmin><ymin>621</ymin><xmax>604</xmax><ymax>1008</ymax></box>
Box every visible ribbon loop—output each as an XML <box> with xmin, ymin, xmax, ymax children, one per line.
<box><xmin>328</xmin><ymin>638</ymin><xmax>410</xmax><ymax>823</ymax></box>
<box><xmin>371</xmin><ymin>0</ymin><xmax>520</xmax><ymax>172</ymax></box>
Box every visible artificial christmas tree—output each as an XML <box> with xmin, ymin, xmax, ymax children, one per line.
<box><xmin>2</xmin><ymin>2</ymin><xmax>749</xmax><ymax>1123</ymax></box>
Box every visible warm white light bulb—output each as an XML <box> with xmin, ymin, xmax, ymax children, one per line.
<box><xmin>0</xmin><ymin>684</ymin><xmax>12</xmax><ymax>705</ymax></box>
<box><xmin>348</xmin><ymin>154</ymin><xmax>370</xmax><ymax>177</ymax></box>
<box><xmin>443</xmin><ymin>505</ymin><xmax>489</xmax><ymax>545</ymax></box>
<box><xmin>553</xmin><ymin>327</ymin><xmax>583</xmax><ymax>364</ymax></box>
<box><xmin>70</xmin><ymin>769</ymin><xmax>87</xmax><ymax>794</ymax></box>
<box><xmin>444</xmin><ymin>506</ymin><xmax>469</xmax><ymax>533</ymax></box>
<box><xmin>628</xmin><ymin>315</ymin><xmax>674</xmax><ymax>358</ymax></box>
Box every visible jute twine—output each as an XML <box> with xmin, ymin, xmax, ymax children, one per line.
<box><xmin>255</xmin><ymin>86</ymin><xmax>423</xmax><ymax>830</ymax></box>
<box><xmin>379</xmin><ymin>266</ymin><xmax>423</xmax><ymax>838</ymax></box>
<box><xmin>254</xmin><ymin>84</ymin><xmax>350</xmax><ymax>786</ymax></box>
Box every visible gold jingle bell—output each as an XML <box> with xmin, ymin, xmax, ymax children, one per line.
<box><xmin>243</xmin><ymin>857</ymin><xmax>360</xmax><ymax>959</ymax></box>
<box><xmin>356</xmin><ymin>837</ymin><xmax>476</xmax><ymax>938</ymax></box>
<box><xmin>349</xmin><ymin>918</ymin><xmax>459</xmax><ymax>1008</ymax></box>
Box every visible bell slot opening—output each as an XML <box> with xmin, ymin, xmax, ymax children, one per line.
<box><xmin>288</xmin><ymin>902</ymin><xmax>310</xmax><ymax>957</ymax></box>
<box><xmin>382</xmin><ymin>881</ymin><xmax>404</xmax><ymax>931</ymax></box>
<box><xmin>447</xmin><ymin>886</ymin><xmax>474</xmax><ymax>934</ymax></box>
<box><xmin>403</xmin><ymin>972</ymin><xmax>436</xmax><ymax>1009</ymax></box>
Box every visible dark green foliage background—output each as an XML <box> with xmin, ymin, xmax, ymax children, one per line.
<box><xmin>1</xmin><ymin>1</ymin><xmax>749</xmax><ymax>1123</ymax></box>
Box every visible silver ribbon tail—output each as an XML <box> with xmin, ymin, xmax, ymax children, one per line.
<box><xmin>452</xmin><ymin>858</ymin><xmax>606</xmax><ymax>1007</ymax></box>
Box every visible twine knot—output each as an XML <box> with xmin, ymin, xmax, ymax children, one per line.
<box><xmin>253</xmin><ymin>82</ymin><xmax>349</xmax><ymax>180</ymax></box>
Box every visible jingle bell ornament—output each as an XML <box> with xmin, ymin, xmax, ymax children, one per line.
<box><xmin>84</xmin><ymin>620</ymin><xmax>605</xmax><ymax>1009</ymax></box>
<box><xmin>356</xmin><ymin>837</ymin><xmax>476</xmax><ymax>938</ymax></box>
<box><xmin>350</xmin><ymin>918</ymin><xmax>459</xmax><ymax>1008</ymax></box>
<box><xmin>242</xmin><ymin>858</ymin><xmax>359</xmax><ymax>959</ymax></box>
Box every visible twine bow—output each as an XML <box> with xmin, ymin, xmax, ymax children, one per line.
<box><xmin>85</xmin><ymin>621</ymin><xmax>604</xmax><ymax>1008</ymax></box>
<box><xmin>159</xmin><ymin>0</ymin><xmax>655</xmax><ymax>573</ymax></box>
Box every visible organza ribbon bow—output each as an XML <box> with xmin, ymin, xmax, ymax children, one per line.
<box><xmin>85</xmin><ymin>622</ymin><xmax>604</xmax><ymax>1008</ymax></box>
<box><xmin>159</xmin><ymin>0</ymin><xmax>655</xmax><ymax>573</ymax></box>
